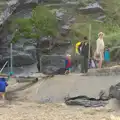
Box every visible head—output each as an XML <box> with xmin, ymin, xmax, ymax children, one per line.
<box><xmin>0</xmin><ymin>74</ymin><xmax>8</xmax><ymax>79</ymax></box>
<box><xmin>105</xmin><ymin>46</ymin><xmax>109</xmax><ymax>50</ymax></box>
<box><xmin>84</xmin><ymin>36</ymin><xmax>88</xmax><ymax>41</ymax></box>
<box><xmin>98</xmin><ymin>32</ymin><xmax>104</xmax><ymax>39</ymax></box>
<box><xmin>66</xmin><ymin>54</ymin><xmax>71</xmax><ymax>59</ymax></box>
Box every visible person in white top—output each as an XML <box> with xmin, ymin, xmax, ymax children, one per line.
<box><xmin>95</xmin><ymin>32</ymin><xmax>105</xmax><ymax>68</ymax></box>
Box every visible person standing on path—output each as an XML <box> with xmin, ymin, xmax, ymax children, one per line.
<box><xmin>75</xmin><ymin>41</ymin><xmax>82</xmax><ymax>68</ymax></box>
<box><xmin>104</xmin><ymin>46</ymin><xmax>110</xmax><ymax>66</ymax></box>
<box><xmin>80</xmin><ymin>37</ymin><xmax>93</xmax><ymax>74</ymax></box>
<box><xmin>95</xmin><ymin>32</ymin><xmax>105</xmax><ymax>68</ymax></box>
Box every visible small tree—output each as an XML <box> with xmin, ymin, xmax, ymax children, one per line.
<box><xmin>11</xmin><ymin>5</ymin><xmax>58</xmax><ymax>43</ymax></box>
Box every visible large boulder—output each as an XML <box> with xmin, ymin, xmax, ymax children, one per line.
<box><xmin>0</xmin><ymin>0</ymin><xmax>38</xmax><ymax>67</ymax></box>
<box><xmin>109</xmin><ymin>83</ymin><xmax>120</xmax><ymax>100</ymax></box>
<box><xmin>40</xmin><ymin>55</ymin><xmax>65</xmax><ymax>74</ymax></box>
<box><xmin>0</xmin><ymin>50</ymin><xmax>35</xmax><ymax>67</ymax></box>
<box><xmin>42</xmin><ymin>66</ymin><xmax>65</xmax><ymax>75</ymax></box>
<box><xmin>60</xmin><ymin>25</ymin><xmax>71</xmax><ymax>36</ymax></box>
<box><xmin>24</xmin><ymin>45</ymin><xmax>36</xmax><ymax>58</ymax></box>
<box><xmin>78</xmin><ymin>2</ymin><xmax>104</xmax><ymax>14</ymax></box>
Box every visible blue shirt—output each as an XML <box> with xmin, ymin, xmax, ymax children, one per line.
<box><xmin>0</xmin><ymin>78</ymin><xmax>8</xmax><ymax>92</ymax></box>
<box><xmin>104</xmin><ymin>50</ymin><xmax>110</xmax><ymax>62</ymax></box>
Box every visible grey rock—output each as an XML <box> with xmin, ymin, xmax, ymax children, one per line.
<box><xmin>24</xmin><ymin>0</ymin><xmax>39</xmax><ymax>4</ymax></box>
<box><xmin>60</xmin><ymin>25</ymin><xmax>70</xmax><ymax>36</ymax></box>
<box><xmin>78</xmin><ymin>2</ymin><xmax>104</xmax><ymax>14</ymax></box>
<box><xmin>42</xmin><ymin>66</ymin><xmax>59</xmax><ymax>75</ymax></box>
<box><xmin>0</xmin><ymin>50</ymin><xmax>35</xmax><ymax>67</ymax></box>
<box><xmin>0</xmin><ymin>0</ymin><xmax>38</xmax><ymax>25</ymax></box>
<box><xmin>56</xmin><ymin>10</ymin><xmax>65</xmax><ymax>20</ymax></box>
<box><xmin>24</xmin><ymin>45</ymin><xmax>36</xmax><ymax>58</ymax></box>
<box><xmin>0</xmin><ymin>0</ymin><xmax>19</xmax><ymax>25</ymax></box>
<box><xmin>97</xmin><ymin>15</ymin><xmax>106</xmax><ymax>20</ymax></box>
<box><xmin>37</xmin><ymin>37</ymin><xmax>55</xmax><ymax>51</ymax></box>
<box><xmin>109</xmin><ymin>83</ymin><xmax>120</xmax><ymax>100</ymax></box>
<box><xmin>40</xmin><ymin>55</ymin><xmax>65</xmax><ymax>74</ymax></box>
<box><xmin>62</xmin><ymin>0</ymin><xmax>79</xmax><ymax>5</ymax></box>
<box><xmin>65</xmin><ymin>95</ymin><xmax>108</xmax><ymax>107</ymax></box>
<box><xmin>65</xmin><ymin>1</ymin><xmax>79</xmax><ymax>5</ymax></box>
<box><xmin>42</xmin><ymin>66</ymin><xmax>65</xmax><ymax>75</ymax></box>
<box><xmin>99</xmin><ymin>90</ymin><xmax>109</xmax><ymax>100</ymax></box>
<box><xmin>13</xmin><ymin>44</ymin><xmax>24</xmax><ymax>51</ymax></box>
<box><xmin>62</xmin><ymin>25</ymin><xmax>70</xmax><ymax>30</ymax></box>
<box><xmin>68</xmin><ymin>17</ymin><xmax>76</xmax><ymax>24</ymax></box>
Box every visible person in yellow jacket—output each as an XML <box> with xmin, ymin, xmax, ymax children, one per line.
<box><xmin>75</xmin><ymin>41</ymin><xmax>82</xmax><ymax>68</ymax></box>
<box><xmin>75</xmin><ymin>41</ymin><xmax>81</xmax><ymax>54</ymax></box>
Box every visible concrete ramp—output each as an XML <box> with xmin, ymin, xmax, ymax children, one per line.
<box><xmin>28</xmin><ymin>74</ymin><xmax>120</xmax><ymax>103</ymax></box>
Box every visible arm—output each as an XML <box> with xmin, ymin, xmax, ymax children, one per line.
<box><xmin>96</xmin><ymin>39</ymin><xmax>100</xmax><ymax>54</ymax></box>
<box><xmin>5</xmin><ymin>81</ymin><xmax>8</xmax><ymax>87</ymax></box>
<box><xmin>90</xmin><ymin>46</ymin><xmax>93</xmax><ymax>58</ymax></box>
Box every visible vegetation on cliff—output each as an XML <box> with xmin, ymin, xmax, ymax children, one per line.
<box><xmin>10</xmin><ymin>5</ymin><xmax>58</xmax><ymax>43</ymax></box>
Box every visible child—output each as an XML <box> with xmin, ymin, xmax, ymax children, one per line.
<box><xmin>0</xmin><ymin>75</ymin><xmax>8</xmax><ymax>100</ymax></box>
<box><xmin>65</xmin><ymin>54</ymin><xmax>72</xmax><ymax>74</ymax></box>
<box><xmin>104</xmin><ymin>46</ymin><xmax>110</xmax><ymax>66</ymax></box>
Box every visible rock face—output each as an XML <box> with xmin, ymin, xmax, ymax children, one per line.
<box><xmin>0</xmin><ymin>50</ymin><xmax>35</xmax><ymax>67</ymax></box>
<box><xmin>40</xmin><ymin>55</ymin><xmax>66</xmax><ymax>74</ymax></box>
<box><xmin>0</xmin><ymin>0</ymin><xmax>72</xmax><ymax>68</ymax></box>
<box><xmin>0</xmin><ymin>0</ymin><xmax>38</xmax><ymax>67</ymax></box>
<box><xmin>0</xmin><ymin>0</ymin><xmax>104</xmax><ymax>69</ymax></box>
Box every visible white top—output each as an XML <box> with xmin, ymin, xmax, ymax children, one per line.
<box><xmin>96</xmin><ymin>38</ymin><xmax>105</xmax><ymax>54</ymax></box>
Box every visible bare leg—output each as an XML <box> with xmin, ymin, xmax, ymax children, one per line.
<box><xmin>98</xmin><ymin>52</ymin><xmax>104</xmax><ymax>68</ymax></box>
<box><xmin>2</xmin><ymin>93</ymin><xmax>5</xmax><ymax>100</ymax></box>
<box><xmin>65</xmin><ymin>70</ymin><xmax>69</xmax><ymax>75</ymax></box>
<box><xmin>98</xmin><ymin>60</ymin><xmax>103</xmax><ymax>68</ymax></box>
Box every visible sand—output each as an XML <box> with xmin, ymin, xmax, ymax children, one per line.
<box><xmin>0</xmin><ymin>101</ymin><xmax>120</xmax><ymax>120</ymax></box>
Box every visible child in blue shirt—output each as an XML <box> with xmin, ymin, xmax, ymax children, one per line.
<box><xmin>104</xmin><ymin>46</ymin><xmax>110</xmax><ymax>66</ymax></box>
<box><xmin>0</xmin><ymin>75</ymin><xmax>8</xmax><ymax>100</ymax></box>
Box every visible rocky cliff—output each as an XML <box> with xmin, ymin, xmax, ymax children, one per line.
<box><xmin>0</xmin><ymin>0</ymin><xmax>116</xmax><ymax>69</ymax></box>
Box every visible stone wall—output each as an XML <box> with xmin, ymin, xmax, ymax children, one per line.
<box><xmin>88</xmin><ymin>66</ymin><xmax>120</xmax><ymax>76</ymax></box>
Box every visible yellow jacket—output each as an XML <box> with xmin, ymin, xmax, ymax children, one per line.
<box><xmin>75</xmin><ymin>41</ymin><xmax>81</xmax><ymax>54</ymax></box>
